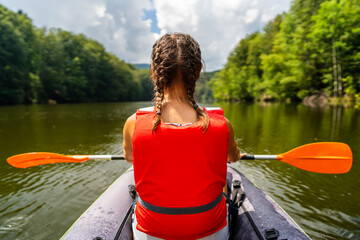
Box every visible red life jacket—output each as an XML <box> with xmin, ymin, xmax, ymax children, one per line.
<box><xmin>132</xmin><ymin>107</ymin><xmax>229</xmax><ymax>239</ymax></box>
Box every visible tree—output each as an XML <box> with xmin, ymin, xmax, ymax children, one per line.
<box><xmin>0</xmin><ymin>5</ymin><xmax>37</xmax><ymax>104</ymax></box>
<box><xmin>310</xmin><ymin>0</ymin><xmax>360</xmax><ymax>97</ymax></box>
<box><xmin>0</xmin><ymin>4</ymin><xmax>145</xmax><ymax>104</ymax></box>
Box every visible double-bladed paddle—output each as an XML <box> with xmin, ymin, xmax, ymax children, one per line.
<box><xmin>7</xmin><ymin>142</ymin><xmax>352</xmax><ymax>174</ymax></box>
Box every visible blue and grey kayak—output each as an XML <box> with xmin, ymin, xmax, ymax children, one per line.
<box><xmin>61</xmin><ymin>165</ymin><xmax>310</xmax><ymax>240</ymax></box>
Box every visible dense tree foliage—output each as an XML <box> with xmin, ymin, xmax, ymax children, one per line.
<box><xmin>0</xmin><ymin>5</ymin><xmax>151</xmax><ymax>104</ymax></box>
<box><xmin>2</xmin><ymin>1</ymin><xmax>358</xmax><ymax>105</ymax></box>
<box><xmin>194</xmin><ymin>71</ymin><xmax>217</xmax><ymax>103</ymax></box>
<box><xmin>0</xmin><ymin>6</ymin><xmax>36</xmax><ymax>104</ymax></box>
<box><xmin>211</xmin><ymin>0</ymin><xmax>360</xmax><ymax>102</ymax></box>
<box><xmin>133</xmin><ymin>67</ymin><xmax>154</xmax><ymax>101</ymax></box>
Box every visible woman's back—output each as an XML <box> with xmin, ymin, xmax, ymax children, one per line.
<box><xmin>133</xmin><ymin>107</ymin><xmax>229</xmax><ymax>239</ymax></box>
<box><xmin>122</xmin><ymin>33</ymin><xmax>243</xmax><ymax>240</ymax></box>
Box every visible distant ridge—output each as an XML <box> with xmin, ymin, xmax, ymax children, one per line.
<box><xmin>134</xmin><ymin>63</ymin><xmax>150</xmax><ymax>69</ymax></box>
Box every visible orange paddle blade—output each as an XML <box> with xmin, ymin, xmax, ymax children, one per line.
<box><xmin>7</xmin><ymin>152</ymin><xmax>89</xmax><ymax>168</ymax></box>
<box><xmin>277</xmin><ymin>142</ymin><xmax>352</xmax><ymax>174</ymax></box>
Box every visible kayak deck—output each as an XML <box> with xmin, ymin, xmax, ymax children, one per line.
<box><xmin>61</xmin><ymin>165</ymin><xmax>310</xmax><ymax>240</ymax></box>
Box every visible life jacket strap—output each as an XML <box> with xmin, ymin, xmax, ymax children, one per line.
<box><xmin>138</xmin><ymin>193</ymin><xmax>225</xmax><ymax>215</ymax></box>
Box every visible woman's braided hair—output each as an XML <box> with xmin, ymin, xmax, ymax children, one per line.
<box><xmin>151</xmin><ymin>33</ymin><xmax>209</xmax><ymax>132</ymax></box>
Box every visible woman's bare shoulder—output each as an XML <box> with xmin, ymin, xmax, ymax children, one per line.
<box><xmin>123</xmin><ymin>113</ymin><xmax>136</xmax><ymax>133</ymax></box>
<box><xmin>126</xmin><ymin>113</ymin><xmax>136</xmax><ymax>122</ymax></box>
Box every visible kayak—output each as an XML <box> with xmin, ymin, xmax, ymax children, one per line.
<box><xmin>61</xmin><ymin>165</ymin><xmax>310</xmax><ymax>240</ymax></box>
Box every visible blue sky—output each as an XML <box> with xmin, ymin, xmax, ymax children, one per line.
<box><xmin>1</xmin><ymin>0</ymin><xmax>292</xmax><ymax>71</ymax></box>
<box><xmin>142</xmin><ymin>8</ymin><xmax>161</xmax><ymax>34</ymax></box>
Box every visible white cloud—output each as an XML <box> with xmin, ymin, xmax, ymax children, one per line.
<box><xmin>95</xmin><ymin>4</ymin><xmax>106</xmax><ymax>18</ymax></box>
<box><xmin>1</xmin><ymin>0</ymin><xmax>291</xmax><ymax>70</ymax></box>
<box><xmin>245</xmin><ymin>9</ymin><xmax>259</xmax><ymax>24</ymax></box>
<box><xmin>153</xmin><ymin>0</ymin><xmax>290</xmax><ymax>70</ymax></box>
<box><xmin>84</xmin><ymin>0</ymin><xmax>158</xmax><ymax>63</ymax></box>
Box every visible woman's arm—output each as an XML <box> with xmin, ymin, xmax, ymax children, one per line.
<box><xmin>225</xmin><ymin>117</ymin><xmax>246</xmax><ymax>163</ymax></box>
<box><xmin>122</xmin><ymin>113</ymin><xmax>136</xmax><ymax>164</ymax></box>
<box><xmin>223</xmin><ymin>117</ymin><xmax>246</xmax><ymax>194</ymax></box>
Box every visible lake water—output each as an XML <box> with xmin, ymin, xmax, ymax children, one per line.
<box><xmin>0</xmin><ymin>102</ymin><xmax>359</xmax><ymax>239</ymax></box>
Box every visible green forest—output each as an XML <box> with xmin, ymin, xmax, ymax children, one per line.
<box><xmin>1</xmin><ymin>0</ymin><xmax>359</xmax><ymax>105</ymax></box>
<box><xmin>0</xmin><ymin>4</ymin><xmax>153</xmax><ymax>104</ymax></box>
<box><xmin>211</xmin><ymin>0</ymin><xmax>360</xmax><ymax>103</ymax></box>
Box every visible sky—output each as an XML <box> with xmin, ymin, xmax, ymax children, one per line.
<box><xmin>1</xmin><ymin>0</ymin><xmax>292</xmax><ymax>71</ymax></box>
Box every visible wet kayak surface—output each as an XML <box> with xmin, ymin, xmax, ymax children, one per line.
<box><xmin>0</xmin><ymin>102</ymin><xmax>359</xmax><ymax>240</ymax></box>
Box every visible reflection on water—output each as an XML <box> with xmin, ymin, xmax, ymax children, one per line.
<box><xmin>0</xmin><ymin>102</ymin><xmax>359</xmax><ymax>239</ymax></box>
<box><xmin>331</xmin><ymin>105</ymin><xmax>342</xmax><ymax>140</ymax></box>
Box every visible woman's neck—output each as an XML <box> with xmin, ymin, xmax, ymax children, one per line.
<box><xmin>160</xmin><ymin>75</ymin><xmax>197</xmax><ymax>124</ymax></box>
<box><xmin>163</xmin><ymin>77</ymin><xmax>189</xmax><ymax>104</ymax></box>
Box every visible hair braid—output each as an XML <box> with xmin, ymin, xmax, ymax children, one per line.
<box><xmin>180</xmin><ymin>35</ymin><xmax>209</xmax><ymax>132</ymax></box>
<box><xmin>185</xmin><ymin>76</ymin><xmax>209</xmax><ymax>133</ymax></box>
<box><xmin>152</xmin><ymin>85</ymin><xmax>164</xmax><ymax>132</ymax></box>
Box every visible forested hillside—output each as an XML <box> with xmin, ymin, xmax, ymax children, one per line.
<box><xmin>0</xmin><ymin>5</ymin><xmax>152</xmax><ymax>104</ymax></box>
<box><xmin>211</xmin><ymin>0</ymin><xmax>360</xmax><ymax>102</ymax></box>
<box><xmin>3</xmin><ymin>1</ymin><xmax>358</xmax><ymax>105</ymax></box>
